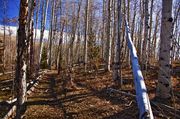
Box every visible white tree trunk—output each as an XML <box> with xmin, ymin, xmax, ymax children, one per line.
<box><xmin>48</xmin><ymin>0</ymin><xmax>55</xmax><ymax>69</ymax></box>
<box><xmin>38</xmin><ymin>0</ymin><xmax>49</xmax><ymax>70</ymax></box>
<box><xmin>105</xmin><ymin>0</ymin><xmax>111</xmax><ymax>72</ymax></box>
<box><xmin>156</xmin><ymin>0</ymin><xmax>173</xmax><ymax>99</ymax></box>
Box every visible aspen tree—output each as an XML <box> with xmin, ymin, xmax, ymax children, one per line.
<box><xmin>142</xmin><ymin>0</ymin><xmax>149</xmax><ymax>70</ymax></box>
<box><xmin>15</xmin><ymin>0</ymin><xmax>29</xmax><ymax>118</ymax></box>
<box><xmin>156</xmin><ymin>0</ymin><xmax>173</xmax><ymax>99</ymax></box>
<box><xmin>84</xmin><ymin>0</ymin><xmax>90</xmax><ymax>72</ymax></box>
<box><xmin>104</xmin><ymin>0</ymin><xmax>111</xmax><ymax>72</ymax></box>
<box><xmin>38</xmin><ymin>0</ymin><xmax>49</xmax><ymax>70</ymax></box>
<box><xmin>113</xmin><ymin>0</ymin><xmax>122</xmax><ymax>86</ymax></box>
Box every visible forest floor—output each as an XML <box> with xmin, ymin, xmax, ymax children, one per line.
<box><xmin>0</xmin><ymin>64</ymin><xmax>180</xmax><ymax>119</ymax></box>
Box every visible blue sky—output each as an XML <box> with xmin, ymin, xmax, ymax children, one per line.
<box><xmin>0</xmin><ymin>0</ymin><xmax>20</xmax><ymax>25</ymax></box>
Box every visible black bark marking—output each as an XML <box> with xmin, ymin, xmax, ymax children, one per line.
<box><xmin>170</xmin><ymin>47</ymin><xmax>173</xmax><ymax>50</ymax></box>
<box><xmin>165</xmin><ymin>64</ymin><xmax>169</xmax><ymax>67</ymax></box>
<box><xmin>163</xmin><ymin>50</ymin><xmax>167</xmax><ymax>52</ymax></box>
<box><xmin>168</xmin><ymin>17</ymin><xmax>173</xmax><ymax>22</ymax></box>
<box><xmin>159</xmin><ymin>57</ymin><xmax>164</xmax><ymax>60</ymax></box>
<box><xmin>164</xmin><ymin>83</ymin><xmax>169</xmax><ymax>87</ymax></box>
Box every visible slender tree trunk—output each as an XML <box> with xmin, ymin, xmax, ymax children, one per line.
<box><xmin>142</xmin><ymin>0</ymin><xmax>149</xmax><ymax>70</ymax></box>
<box><xmin>58</xmin><ymin>21</ymin><xmax>65</xmax><ymax>74</ymax></box>
<box><xmin>27</xmin><ymin>0</ymin><xmax>35</xmax><ymax>77</ymax></box>
<box><xmin>38</xmin><ymin>0</ymin><xmax>49</xmax><ymax>70</ymax></box>
<box><xmin>15</xmin><ymin>0</ymin><xmax>29</xmax><ymax>118</ymax></box>
<box><xmin>34</xmin><ymin>0</ymin><xmax>40</xmax><ymax>41</ymax></box>
<box><xmin>113</xmin><ymin>0</ymin><xmax>122</xmax><ymax>86</ymax></box>
<box><xmin>48</xmin><ymin>0</ymin><xmax>55</xmax><ymax>69</ymax></box>
<box><xmin>148</xmin><ymin>0</ymin><xmax>154</xmax><ymax>64</ymax></box>
<box><xmin>156</xmin><ymin>0</ymin><xmax>173</xmax><ymax>99</ymax></box>
<box><xmin>105</xmin><ymin>0</ymin><xmax>111</xmax><ymax>71</ymax></box>
<box><xmin>69</xmin><ymin>0</ymin><xmax>82</xmax><ymax>67</ymax></box>
<box><xmin>84</xmin><ymin>0</ymin><xmax>90</xmax><ymax>72</ymax></box>
<box><xmin>152</xmin><ymin>10</ymin><xmax>160</xmax><ymax>62</ymax></box>
<box><xmin>137</xmin><ymin>0</ymin><xmax>144</xmax><ymax>62</ymax></box>
<box><xmin>102</xmin><ymin>0</ymin><xmax>106</xmax><ymax>60</ymax></box>
<box><xmin>131</xmin><ymin>0</ymin><xmax>137</xmax><ymax>40</ymax></box>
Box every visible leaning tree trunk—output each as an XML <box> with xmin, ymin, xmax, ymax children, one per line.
<box><xmin>15</xmin><ymin>0</ymin><xmax>29</xmax><ymax>118</ymax></box>
<box><xmin>156</xmin><ymin>0</ymin><xmax>173</xmax><ymax>99</ymax></box>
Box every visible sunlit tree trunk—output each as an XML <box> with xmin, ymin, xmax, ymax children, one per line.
<box><xmin>156</xmin><ymin>0</ymin><xmax>173</xmax><ymax>99</ymax></box>
<box><xmin>38</xmin><ymin>0</ymin><xmax>49</xmax><ymax>70</ymax></box>
<box><xmin>27</xmin><ymin>0</ymin><xmax>35</xmax><ymax>77</ymax></box>
<box><xmin>34</xmin><ymin>0</ymin><xmax>40</xmax><ymax>41</ymax></box>
<box><xmin>15</xmin><ymin>0</ymin><xmax>29</xmax><ymax>118</ymax></box>
<box><xmin>48</xmin><ymin>0</ymin><xmax>55</xmax><ymax>69</ymax></box>
<box><xmin>105</xmin><ymin>0</ymin><xmax>111</xmax><ymax>71</ymax></box>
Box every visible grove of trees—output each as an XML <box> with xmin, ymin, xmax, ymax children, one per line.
<box><xmin>0</xmin><ymin>0</ymin><xmax>179</xmax><ymax>118</ymax></box>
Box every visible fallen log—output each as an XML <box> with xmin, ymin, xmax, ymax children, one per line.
<box><xmin>106</xmin><ymin>87</ymin><xmax>180</xmax><ymax>118</ymax></box>
<box><xmin>3</xmin><ymin>70</ymin><xmax>47</xmax><ymax>119</ymax></box>
<box><xmin>125</xmin><ymin>20</ymin><xmax>154</xmax><ymax>119</ymax></box>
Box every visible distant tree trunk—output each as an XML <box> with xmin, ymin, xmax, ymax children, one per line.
<box><xmin>137</xmin><ymin>0</ymin><xmax>144</xmax><ymax>62</ymax></box>
<box><xmin>15</xmin><ymin>0</ymin><xmax>29</xmax><ymax>118</ymax></box>
<box><xmin>113</xmin><ymin>0</ymin><xmax>122</xmax><ymax>86</ymax></box>
<box><xmin>105</xmin><ymin>0</ymin><xmax>111</xmax><ymax>72</ymax></box>
<box><xmin>131</xmin><ymin>0</ymin><xmax>137</xmax><ymax>40</ymax></box>
<box><xmin>52</xmin><ymin>3</ymin><xmax>58</xmax><ymax>69</ymax></box>
<box><xmin>84</xmin><ymin>0</ymin><xmax>90</xmax><ymax>72</ymax></box>
<box><xmin>34</xmin><ymin>0</ymin><xmax>40</xmax><ymax>41</ymax></box>
<box><xmin>152</xmin><ymin>10</ymin><xmax>160</xmax><ymax>62</ymax></box>
<box><xmin>69</xmin><ymin>0</ymin><xmax>82</xmax><ymax>67</ymax></box>
<box><xmin>48</xmin><ymin>0</ymin><xmax>55</xmax><ymax>69</ymax></box>
<box><xmin>27</xmin><ymin>0</ymin><xmax>35</xmax><ymax>77</ymax></box>
<box><xmin>142</xmin><ymin>0</ymin><xmax>149</xmax><ymax>70</ymax></box>
<box><xmin>1</xmin><ymin>0</ymin><xmax>7</xmax><ymax>73</ymax></box>
<box><xmin>38</xmin><ymin>0</ymin><xmax>49</xmax><ymax>70</ymax></box>
<box><xmin>172</xmin><ymin>3</ymin><xmax>180</xmax><ymax>60</ymax></box>
<box><xmin>148</xmin><ymin>0</ymin><xmax>154</xmax><ymax>64</ymax></box>
<box><xmin>101</xmin><ymin>0</ymin><xmax>106</xmax><ymax>60</ymax></box>
<box><xmin>126</xmin><ymin>0</ymin><xmax>130</xmax><ymax>66</ymax></box>
<box><xmin>156</xmin><ymin>0</ymin><xmax>173</xmax><ymax>99</ymax></box>
<box><xmin>74</xmin><ymin>29</ymin><xmax>82</xmax><ymax>63</ymax></box>
<box><xmin>58</xmin><ymin>21</ymin><xmax>65</xmax><ymax>74</ymax></box>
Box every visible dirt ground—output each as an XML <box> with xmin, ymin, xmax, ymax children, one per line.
<box><xmin>0</xmin><ymin>64</ymin><xmax>179</xmax><ymax>119</ymax></box>
<box><xmin>20</xmin><ymin>65</ymin><xmax>180</xmax><ymax>119</ymax></box>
